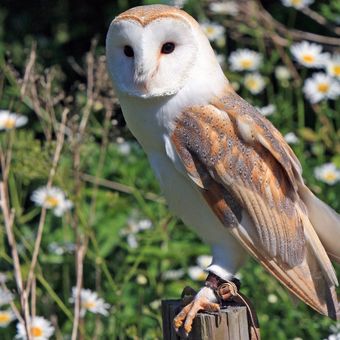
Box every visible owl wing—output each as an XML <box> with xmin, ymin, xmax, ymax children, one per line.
<box><xmin>170</xmin><ymin>87</ymin><xmax>339</xmax><ymax>320</ymax></box>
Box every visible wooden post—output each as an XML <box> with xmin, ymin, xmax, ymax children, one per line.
<box><xmin>162</xmin><ymin>300</ymin><xmax>250</xmax><ymax>340</ymax></box>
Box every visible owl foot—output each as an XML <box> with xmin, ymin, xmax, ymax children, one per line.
<box><xmin>173</xmin><ymin>287</ymin><xmax>220</xmax><ymax>335</ymax></box>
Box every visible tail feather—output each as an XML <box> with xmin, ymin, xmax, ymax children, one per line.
<box><xmin>299</xmin><ymin>206</ymin><xmax>338</xmax><ymax>286</ymax></box>
<box><xmin>299</xmin><ymin>184</ymin><xmax>340</xmax><ymax>264</ymax></box>
<box><xmin>231</xmin><ymin>226</ymin><xmax>340</xmax><ymax>320</ymax></box>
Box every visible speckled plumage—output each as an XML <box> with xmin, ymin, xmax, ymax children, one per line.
<box><xmin>172</xmin><ymin>87</ymin><xmax>306</xmax><ymax>267</ymax></box>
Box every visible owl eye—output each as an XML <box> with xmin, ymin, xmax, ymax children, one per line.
<box><xmin>161</xmin><ymin>42</ymin><xmax>175</xmax><ymax>54</ymax></box>
<box><xmin>124</xmin><ymin>45</ymin><xmax>134</xmax><ymax>57</ymax></box>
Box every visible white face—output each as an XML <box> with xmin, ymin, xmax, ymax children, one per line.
<box><xmin>106</xmin><ymin>18</ymin><xmax>199</xmax><ymax>98</ymax></box>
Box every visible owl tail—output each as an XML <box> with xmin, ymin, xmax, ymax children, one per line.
<box><xmin>298</xmin><ymin>184</ymin><xmax>340</xmax><ymax>263</ymax></box>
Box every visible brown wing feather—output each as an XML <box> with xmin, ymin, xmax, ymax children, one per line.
<box><xmin>212</xmin><ymin>87</ymin><xmax>303</xmax><ymax>186</ymax></box>
<box><xmin>171</xmin><ymin>90</ymin><xmax>339</xmax><ymax>320</ymax></box>
<box><xmin>172</xmin><ymin>102</ymin><xmax>304</xmax><ymax>266</ymax></box>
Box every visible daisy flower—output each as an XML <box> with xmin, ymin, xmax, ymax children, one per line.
<box><xmin>127</xmin><ymin>234</ymin><xmax>138</xmax><ymax>249</ymax></box>
<box><xmin>31</xmin><ymin>186</ymin><xmax>73</xmax><ymax>217</ymax></box>
<box><xmin>0</xmin><ymin>309</ymin><xmax>16</xmax><ymax>327</ymax></box>
<box><xmin>255</xmin><ymin>104</ymin><xmax>276</xmax><ymax>116</ymax></box>
<box><xmin>275</xmin><ymin>65</ymin><xmax>291</xmax><ymax>81</ymax></box>
<box><xmin>244</xmin><ymin>73</ymin><xmax>266</xmax><ymax>94</ymax></box>
<box><xmin>200</xmin><ymin>21</ymin><xmax>225</xmax><ymax>42</ymax></box>
<box><xmin>209</xmin><ymin>1</ymin><xmax>239</xmax><ymax>16</ymax></box>
<box><xmin>188</xmin><ymin>266</ymin><xmax>206</xmax><ymax>281</ymax></box>
<box><xmin>229</xmin><ymin>49</ymin><xmax>262</xmax><ymax>71</ymax></box>
<box><xmin>314</xmin><ymin>163</ymin><xmax>340</xmax><ymax>185</ymax></box>
<box><xmin>48</xmin><ymin>242</ymin><xmax>76</xmax><ymax>255</ymax></box>
<box><xmin>150</xmin><ymin>299</ymin><xmax>162</xmax><ymax>310</ymax></box>
<box><xmin>31</xmin><ymin>187</ymin><xmax>65</xmax><ymax>209</ymax></box>
<box><xmin>197</xmin><ymin>255</ymin><xmax>212</xmax><ymax>269</ymax></box>
<box><xmin>281</xmin><ymin>0</ymin><xmax>314</xmax><ymax>9</ymax></box>
<box><xmin>136</xmin><ymin>274</ymin><xmax>148</xmax><ymax>285</ymax></box>
<box><xmin>120</xmin><ymin>216</ymin><xmax>153</xmax><ymax>248</ymax></box>
<box><xmin>0</xmin><ymin>110</ymin><xmax>28</xmax><ymax>131</ymax></box>
<box><xmin>137</xmin><ymin>219</ymin><xmax>152</xmax><ymax>231</ymax></box>
<box><xmin>16</xmin><ymin>316</ymin><xmax>54</xmax><ymax>339</ymax></box>
<box><xmin>71</xmin><ymin>288</ymin><xmax>110</xmax><ymax>317</ymax></box>
<box><xmin>290</xmin><ymin>41</ymin><xmax>329</xmax><ymax>68</ymax></box>
<box><xmin>284</xmin><ymin>132</ymin><xmax>299</xmax><ymax>144</ymax></box>
<box><xmin>267</xmin><ymin>294</ymin><xmax>278</xmax><ymax>304</ymax></box>
<box><xmin>0</xmin><ymin>288</ymin><xmax>13</xmax><ymax>306</ymax></box>
<box><xmin>116</xmin><ymin>137</ymin><xmax>132</xmax><ymax>155</ymax></box>
<box><xmin>325</xmin><ymin>55</ymin><xmax>340</xmax><ymax>79</ymax></box>
<box><xmin>117</xmin><ymin>142</ymin><xmax>131</xmax><ymax>155</ymax></box>
<box><xmin>303</xmin><ymin>73</ymin><xmax>340</xmax><ymax>103</ymax></box>
<box><xmin>121</xmin><ymin>217</ymin><xmax>153</xmax><ymax>235</ymax></box>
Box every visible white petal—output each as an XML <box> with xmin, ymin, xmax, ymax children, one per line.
<box><xmin>197</xmin><ymin>255</ymin><xmax>213</xmax><ymax>268</ymax></box>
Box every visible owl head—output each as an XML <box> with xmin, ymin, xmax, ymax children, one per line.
<box><xmin>106</xmin><ymin>5</ymin><xmax>221</xmax><ymax>99</ymax></box>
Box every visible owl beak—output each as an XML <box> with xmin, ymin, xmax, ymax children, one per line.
<box><xmin>135</xmin><ymin>78</ymin><xmax>148</xmax><ymax>92</ymax></box>
<box><xmin>135</xmin><ymin>77</ymin><xmax>148</xmax><ymax>92</ymax></box>
<box><xmin>134</xmin><ymin>68</ymin><xmax>149</xmax><ymax>93</ymax></box>
<box><xmin>134</xmin><ymin>56</ymin><xmax>153</xmax><ymax>93</ymax></box>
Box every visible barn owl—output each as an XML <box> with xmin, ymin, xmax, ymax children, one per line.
<box><xmin>106</xmin><ymin>4</ymin><xmax>340</xmax><ymax>334</ymax></box>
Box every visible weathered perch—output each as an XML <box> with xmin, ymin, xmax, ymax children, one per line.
<box><xmin>162</xmin><ymin>299</ymin><xmax>251</xmax><ymax>340</ymax></box>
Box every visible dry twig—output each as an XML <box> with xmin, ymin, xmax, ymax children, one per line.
<box><xmin>25</xmin><ymin>108</ymin><xmax>69</xmax><ymax>297</ymax></box>
<box><xmin>301</xmin><ymin>7</ymin><xmax>340</xmax><ymax>36</ymax></box>
<box><xmin>80</xmin><ymin>172</ymin><xmax>165</xmax><ymax>203</ymax></box>
<box><xmin>70</xmin><ymin>242</ymin><xmax>86</xmax><ymax>340</ymax></box>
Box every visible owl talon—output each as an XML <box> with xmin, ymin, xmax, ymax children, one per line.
<box><xmin>173</xmin><ymin>296</ymin><xmax>220</xmax><ymax>334</ymax></box>
<box><xmin>218</xmin><ymin>284</ymin><xmax>233</xmax><ymax>301</ymax></box>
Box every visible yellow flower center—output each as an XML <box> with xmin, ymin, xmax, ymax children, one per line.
<box><xmin>317</xmin><ymin>82</ymin><xmax>329</xmax><ymax>93</ymax></box>
<box><xmin>302</xmin><ymin>54</ymin><xmax>315</xmax><ymax>64</ymax></box>
<box><xmin>206</xmin><ymin>27</ymin><xmax>215</xmax><ymax>35</ymax></box>
<box><xmin>83</xmin><ymin>301</ymin><xmax>96</xmax><ymax>309</ymax></box>
<box><xmin>197</xmin><ymin>272</ymin><xmax>206</xmax><ymax>280</ymax></box>
<box><xmin>292</xmin><ymin>0</ymin><xmax>302</xmax><ymax>5</ymax></box>
<box><xmin>245</xmin><ymin>79</ymin><xmax>258</xmax><ymax>90</ymax></box>
<box><xmin>0</xmin><ymin>313</ymin><xmax>10</xmax><ymax>324</ymax></box>
<box><xmin>31</xmin><ymin>326</ymin><xmax>43</xmax><ymax>337</ymax></box>
<box><xmin>324</xmin><ymin>172</ymin><xmax>337</xmax><ymax>182</ymax></box>
<box><xmin>332</xmin><ymin>64</ymin><xmax>340</xmax><ymax>76</ymax></box>
<box><xmin>45</xmin><ymin>196</ymin><xmax>60</xmax><ymax>207</ymax></box>
<box><xmin>4</xmin><ymin>118</ymin><xmax>16</xmax><ymax>129</ymax></box>
<box><xmin>240</xmin><ymin>59</ymin><xmax>253</xmax><ymax>69</ymax></box>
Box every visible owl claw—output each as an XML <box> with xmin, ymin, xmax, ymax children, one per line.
<box><xmin>218</xmin><ymin>284</ymin><xmax>233</xmax><ymax>301</ymax></box>
<box><xmin>173</xmin><ymin>296</ymin><xmax>220</xmax><ymax>335</ymax></box>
